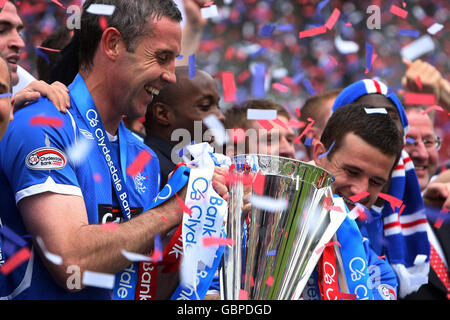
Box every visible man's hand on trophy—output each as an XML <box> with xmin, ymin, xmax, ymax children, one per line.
<box><xmin>212</xmin><ymin>166</ymin><xmax>229</xmax><ymax>201</ymax></box>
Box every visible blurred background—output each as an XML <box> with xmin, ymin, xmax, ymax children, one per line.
<box><xmin>16</xmin><ymin>0</ymin><xmax>449</xmax><ymax>163</ymax></box>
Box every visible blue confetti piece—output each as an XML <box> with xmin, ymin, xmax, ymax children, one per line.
<box><xmin>0</xmin><ymin>225</ymin><xmax>27</xmax><ymax>248</ymax></box>
<box><xmin>188</xmin><ymin>54</ymin><xmax>196</xmax><ymax>79</ymax></box>
<box><xmin>251</xmin><ymin>62</ymin><xmax>267</xmax><ymax>99</ymax></box>
<box><xmin>365</xmin><ymin>42</ymin><xmax>373</xmax><ymax>72</ymax></box>
<box><xmin>316</xmin><ymin>0</ymin><xmax>330</xmax><ymax>17</ymax></box>
<box><xmin>276</xmin><ymin>24</ymin><xmax>294</xmax><ymax>32</ymax></box>
<box><xmin>176</xmin><ymin>54</ymin><xmax>184</xmax><ymax>60</ymax></box>
<box><xmin>259</xmin><ymin>24</ymin><xmax>275</xmax><ymax>37</ymax></box>
<box><xmin>318</xmin><ymin>140</ymin><xmax>335</xmax><ymax>159</ymax></box>
<box><xmin>35</xmin><ymin>48</ymin><xmax>50</xmax><ymax>65</ymax></box>
<box><xmin>397</xmin><ymin>29</ymin><xmax>420</xmax><ymax>38</ymax></box>
<box><xmin>406</xmin><ymin>137</ymin><xmax>416</xmax><ymax>144</ymax></box>
<box><xmin>249</xmin><ymin>46</ymin><xmax>266</xmax><ymax>59</ymax></box>
<box><xmin>0</xmin><ymin>93</ymin><xmax>13</xmax><ymax>98</ymax></box>
<box><xmin>301</xmin><ymin>78</ymin><xmax>316</xmax><ymax>96</ymax></box>
<box><xmin>304</xmin><ymin>137</ymin><xmax>313</xmax><ymax>146</ymax></box>
<box><xmin>292</xmin><ymin>72</ymin><xmax>305</xmax><ymax>85</ymax></box>
<box><xmin>267</xmin><ymin>250</ymin><xmax>276</xmax><ymax>256</ymax></box>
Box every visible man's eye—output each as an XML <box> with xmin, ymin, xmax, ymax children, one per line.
<box><xmin>345</xmin><ymin>169</ymin><xmax>358</xmax><ymax>176</ymax></box>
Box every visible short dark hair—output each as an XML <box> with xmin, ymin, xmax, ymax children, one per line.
<box><xmin>321</xmin><ymin>103</ymin><xmax>403</xmax><ymax>163</ymax></box>
<box><xmin>79</xmin><ymin>0</ymin><xmax>182</xmax><ymax>72</ymax></box>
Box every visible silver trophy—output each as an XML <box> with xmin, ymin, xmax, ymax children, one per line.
<box><xmin>220</xmin><ymin>155</ymin><xmax>347</xmax><ymax>300</ymax></box>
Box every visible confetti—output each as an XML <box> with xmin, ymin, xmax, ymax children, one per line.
<box><xmin>251</xmin><ymin>62</ymin><xmax>267</xmax><ymax>99</ymax></box>
<box><xmin>66</xmin><ymin>137</ymin><xmax>93</xmax><ymax>166</ymax></box>
<box><xmin>121</xmin><ymin>249</ymin><xmax>151</xmax><ymax>262</ymax></box>
<box><xmin>252</xmin><ymin>172</ymin><xmax>266</xmax><ymax>195</ymax></box>
<box><xmin>86</xmin><ymin>4</ymin><xmax>116</xmax><ymax>15</ymax></box>
<box><xmin>175</xmin><ymin>193</ymin><xmax>192</xmax><ymax>215</ymax></box>
<box><xmin>325</xmin><ymin>8</ymin><xmax>340</xmax><ymax>30</ymax></box>
<box><xmin>304</xmin><ymin>137</ymin><xmax>313</xmax><ymax>146</ymax></box>
<box><xmin>365</xmin><ymin>42</ymin><xmax>374</xmax><ymax>73</ymax></box>
<box><xmin>51</xmin><ymin>0</ymin><xmax>65</xmax><ymax>8</ymax></box>
<box><xmin>265</xmin><ymin>275</ymin><xmax>274</xmax><ymax>286</ymax></box>
<box><xmin>378</xmin><ymin>193</ymin><xmax>403</xmax><ymax>211</ymax></box>
<box><xmin>98</xmin><ymin>16</ymin><xmax>108</xmax><ymax>31</ymax></box>
<box><xmin>36</xmin><ymin>236</ymin><xmax>62</xmax><ymax>265</ymax></box>
<box><xmin>403</xmin><ymin>92</ymin><xmax>436</xmax><ymax>106</ymax></box>
<box><xmin>335</xmin><ymin>35</ymin><xmax>359</xmax><ymax>54</ymax></box>
<box><xmin>239</xmin><ymin>289</ymin><xmax>248</xmax><ymax>300</ymax></box>
<box><xmin>259</xmin><ymin>24</ymin><xmax>275</xmax><ymax>37</ymax></box>
<box><xmin>221</xmin><ymin>71</ymin><xmax>237</xmax><ymax>103</ymax></box>
<box><xmin>416</xmin><ymin>76</ymin><xmax>423</xmax><ymax>91</ymax></box>
<box><xmin>203</xmin><ymin>114</ymin><xmax>228</xmax><ymax>145</ymax></box>
<box><xmin>256</xmin><ymin>119</ymin><xmax>274</xmax><ymax>131</ymax></box>
<box><xmin>427</xmin><ymin>23</ymin><xmax>444</xmax><ymax>35</ymax></box>
<box><xmin>299</xmin><ymin>25</ymin><xmax>327</xmax><ymax>39</ymax></box>
<box><xmin>0</xmin><ymin>247</ymin><xmax>31</xmax><ymax>275</ymax></box>
<box><xmin>29</xmin><ymin>115</ymin><xmax>63</xmax><ymax>128</ymax></box>
<box><xmin>318</xmin><ymin>140</ymin><xmax>335</xmax><ymax>159</ymax></box>
<box><xmin>267</xmin><ymin>250</ymin><xmax>276</xmax><ymax>256</ymax></box>
<box><xmin>400</xmin><ymin>35</ymin><xmax>435</xmax><ymax>62</ymax></box>
<box><xmin>126</xmin><ymin>149</ymin><xmax>152</xmax><ymax>177</ymax></box>
<box><xmin>397</xmin><ymin>29</ymin><xmax>420</xmax><ymax>38</ymax></box>
<box><xmin>420</xmin><ymin>105</ymin><xmax>444</xmax><ymax>115</ymax></box>
<box><xmin>150</xmin><ymin>233</ymin><xmax>163</xmax><ymax>262</ymax></box>
<box><xmin>247</xmin><ymin>109</ymin><xmax>277</xmax><ymax>120</ymax></box>
<box><xmin>389</xmin><ymin>4</ymin><xmax>408</xmax><ymax>19</ymax></box>
<box><xmin>202</xmin><ymin>236</ymin><xmax>236</xmax><ymax>247</ymax></box>
<box><xmin>287</xmin><ymin>119</ymin><xmax>306</xmax><ymax>129</ymax></box>
<box><xmin>250</xmin><ymin>195</ymin><xmax>287</xmax><ymax>212</ymax></box>
<box><xmin>364</xmin><ymin>107</ymin><xmax>387</xmax><ymax>114</ymax></box>
<box><xmin>316</xmin><ymin>0</ymin><xmax>330</xmax><ymax>17</ymax></box>
<box><xmin>293</xmin><ymin>118</ymin><xmax>315</xmax><ymax>144</ymax></box>
<box><xmin>0</xmin><ymin>93</ymin><xmax>12</xmax><ymax>98</ymax></box>
<box><xmin>36</xmin><ymin>46</ymin><xmax>61</xmax><ymax>53</ymax></box>
<box><xmin>272</xmin><ymin>82</ymin><xmax>289</xmax><ymax>93</ymax></box>
<box><xmin>0</xmin><ymin>225</ymin><xmax>27</xmax><ymax>247</ymax></box>
<box><xmin>100</xmin><ymin>222</ymin><xmax>119</xmax><ymax>231</ymax></box>
<box><xmin>82</xmin><ymin>270</ymin><xmax>115</xmax><ymax>289</ymax></box>
<box><xmin>188</xmin><ymin>54</ymin><xmax>196</xmax><ymax>79</ymax></box>
<box><xmin>35</xmin><ymin>48</ymin><xmax>50</xmax><ymax>64</ymax></box>
<box><xmin>200</xmin><ymin>4</ymin><xmax>219</xmax><ymax>19</ymax></box>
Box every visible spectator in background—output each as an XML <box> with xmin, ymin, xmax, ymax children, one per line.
<box><xmin>298</xmin><ymin>88</ymin><xmax>342</xmax><ymax>161</ymax></box>
<box><xmin>223</xmin><ymin>99</ymin><xmax>296</xmax><ymax>159</ymax></box>
<box><xmin>144</xmin><ymin>66</ymin><xmax>224</xmax><ymax>189</ymax></box>
<box><xmin>331</xmin><ymin>79</ymin><xmax>430</xmax><ymax>299</ymax></box>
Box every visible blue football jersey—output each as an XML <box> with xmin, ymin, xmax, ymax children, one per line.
<box><xmin>0</xmin><ymin>74</ymin><xmax>160</xmax><ymax>299</ymax></box>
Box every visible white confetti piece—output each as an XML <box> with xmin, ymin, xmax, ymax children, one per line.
<box><xmin>413</xmin><ymin>254</ymin><xmax>427</xmax><ymax>265</ymax></box>
<box><xmin>203</xmin><ymin>114</ymin><xmax>228</xmax><ymax>146</ymax></box>
<box><xmin>250</xmin><ymin>195</ymin><xmax>287</xmax><ymax>212</ymax></box>
<box><xmin>400</xmin><ymin>35</ymin><xmax>435</xmax><ymax>62</ymax></box>
<box><xmin>35</xmin><ymin>236</ymin><xmax>62</xmax><ymax>265</ymax></box>
<box><xmin>364</xmin><ymin>107</ymin><xmax>387</xmax><ymax>114</ymax></box>
<box><xmin>82</xmin><ymin>270</ymin><xmax>115</xmax><ymax>289</ymax></box>
<box><xmin>334</xmin><ymin>35</ymin><xmax>359</xmax><ymax>54</ymax></box>
<box><xmin>120</xmin><ymin>249</ymin><xmax>151</xmax><ymax>262</ymax></box>
<box><xmin>86</xmin><ymin>4</ymin><xmax>116</xmax><ymax>16</ymax></box>
<box><xmin>66</xmin><ymin>137</ymin><xmax>94</xmax><ymax>166</ymax></box>
<box><xmin>427</xmin><ymin>23</ymin><xmax>443</xmax><ymax>35</ymax></box>
<box><xmin>201</xmin><ymin>4</ymin><xmax>219</xmax><ymax>19</ymax></box>
<box><xmin>247</xmin><ymin>109</ymin><xmax>277</xmax><ymax>120</ymax></box>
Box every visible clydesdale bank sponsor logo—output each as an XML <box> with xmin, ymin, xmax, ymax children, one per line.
<box><xmin>25</xmin><ymin>147</ymin><xmax>67</xmax><ymax>170</ymax></box>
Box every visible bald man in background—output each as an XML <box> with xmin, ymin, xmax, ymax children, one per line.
<box><xmin>144</xmin><ymin>66</ymin><xmax>224</xmax><ymax>188</ymax></box>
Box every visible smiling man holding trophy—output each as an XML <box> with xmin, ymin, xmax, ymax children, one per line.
<box><xmin>221</xmin><ymin>101</ymin><xmax>404</xmax><ymax>300</ymax></box>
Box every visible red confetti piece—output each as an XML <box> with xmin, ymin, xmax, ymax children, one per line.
<box><xmin>349</xmin><ymin>191</ymin><xmax>370</xmax><ymax>203</ymax></box>
<box><xmin>315</xmin><ymin>240</ymin><xmax>341</xmax><ymax>254</ymax></box>
<box><xmin>390</xmin><ymin>4</ymin><xmax>408</xmax><ymax>19</ymax></box>
<box><xmin>29</xmin><ymin>115</ymin><xmax>63</xmax><ymax>128</ymax></box>
<box><xmin>237</xmin><ymin>69</ymin><xmax>250</xmax><ymax>83</ymax></box>
<box><xmin>222</xmin><ymin>71</ymin><xmax>237</xmax><ymax>103</ymax></box>
<box><xmin>287</xmin><ymin>119</ymin><xmax>306</xmax><ymax>129</ymax></box>
<box><xmin>93</xmin><ymin>173</ymin><xmax>102</xmax><ymax>182</ymax></box>
<box><xmin>253</xmin><ymin>173</ymin><xmax>266</xmax><ymax>195</ymax></box>
<box><xmin>239</xmin><ymin>289</ymin><xmax>248</xmax><ymax>300</ymax></box>
<box><xmin>398</xmin><ymin>204</ymin><xmax>406</xmax><ymax>217</ymax></box>
<box><xmin>272</xmin><ymin>118</ymin><xmax>290</xmax><ymax>130</ymax></box>
<box><xmin>272</xmin><ymin>82</ymin><xmax>289</xmax><ymax>93</ymax></box>
<box><xmin>378</xmin><ymin>193</ymin><xmax>403</xmax><ymax>211</ymax></box>
<box><xmin>175</xmin><ymin>193</ymin><xmax>192</xmax><ymax>215</ymax></box>
<box><xmin>337</xmin><ymin>292</ymin><xmax>357</xmax><ymax>300</ymax></box>
<box><xmin>329</xmin><ymin>55</ymin><xmax>338</xmax><ymax>65</ymax></box>
<box><xmin>229</xmin><ymin>128</ymin><xmax>246</xmax><ymax>143</ymax></box>
<box><xmin>325</xmin><ymin>205</ymin><xmax>344</xmax><ymax>212</ymax></box>
<box><xmin>421</xmin><ymin>105</ymin><xmax>444</xmax><ymax>115</ymax></box>
<box><xmin>416</xmin><ymin>76</ymin><xmax>423</xmax><ymax>91</ymax></box>
<box><xmin>36</xmin><ymin>46</ymin><xmax>61</xmax><ymax>53</ymax></box>
<box><xmin>51</xmin><ymin>0</ymin><xmax>65</xmax><ymax>8</ymax></box>
<box><xmin>295</xmin><ymin>107</ymin><xmax>301</xmax><ymax>118</ymax></box>
<box><xmin>325</xmin><ymin>8</ymin><xmax>341</xmax><ymax>30</ymax></box>
<box><xmin>0</xmin><ymin>247</ymin><xmax>31</xmax><ymax>275</ymax></box>
<box><xmin>404</xmin><ymin>92</ymin><xmax>436</xmax><ymax>105</ymax></box>
<box><xmin>299</xmin><ymin>25</ymin><xmax>327</xmax><ymax>39</ymax></box>
<box><xmin>293</xmin><ymin>118</ymin><xmax>315</xmax><ymax>144</ymax></box>
<box><xmin>202</xmin><ymin>236</ymin><xmax>236</xmax><ymax>247</ymax></box>
<box><xmin>203</xmin><ymin>1</ymin><xmax>214</xmax><ymax>8</ymax></box>
<box><xmin>100</xmin><ymin>222</ymin><xmax>119</xmax><ymax>231</ymax></box>
<box><xmin>99</xmin><ymin>15</ymin><xmax>108</xmax><ymax>31</ymax></box>
<box><xmin>265</xmin><ymin>275</ymin><xmax>274</xmax><ymax>286</ymax></box>
<box><xmin>345</xmin><ymin>21</ymin><xmax>352</xmax><ymax>27</ymax></box>
<box><xmin>256</xmin><ymin>119</ymin><xmax>274</xmax><ymax>131</ymax></box>
<box><xmin>161</xmin><ymin>215</ymin><xmax>168</xmax><ymax>223</ymax></box>
<box><xmin>126</xmin><ymin>149</ymin><xmax>152</xmax><ymax>177</ymax></box>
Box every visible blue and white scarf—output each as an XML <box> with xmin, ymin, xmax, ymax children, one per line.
<box><xmin>331</xmin><ymin>79</ymin><xmax>430</xmax><ymax>298</ymax></box>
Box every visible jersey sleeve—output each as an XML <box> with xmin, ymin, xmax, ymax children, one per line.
<box><xmin>0</xmin><ymin>99</ymin><xmax>82</xmax><ymax>204</ymax></box>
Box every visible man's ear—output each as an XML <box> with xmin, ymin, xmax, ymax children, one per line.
<box><xmin>312</xmin><ymin>140</ymin><xmax>327</xmax><ymax>165</ymax></box>
<box><xmin>151</xmin><ymin>102</ymin><xmax>172</xmax><ymax>126</ymax></box>
<box><xmin>101</xmin><ymin>27</ymin><xmax>123</xmax><ymax>62</ymax></box>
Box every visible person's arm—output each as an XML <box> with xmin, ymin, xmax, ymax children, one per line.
<box><xmin>176</xmin><ymin>0</ymin><xmax>207</xmax><ymax>67</ymax></box>
<box><xmin>17</xmin><ymin>166</ymin><xmax>229</xmax><ymax>292</ymax></box>
<box><xmin>13</xmin><ymin>80</ymin><xmax>71</xmax><ymax>113</ymax></box>
<box><xmin>401</xmin><ymin>59</ymin><xmax>450</xmax><ymax>112</ymax></box>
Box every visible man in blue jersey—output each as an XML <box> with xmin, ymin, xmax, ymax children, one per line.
<box><xmin>0</xmin><ymin>0</ymin><xmax>228</xmax><ymax>299</ymax></box>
